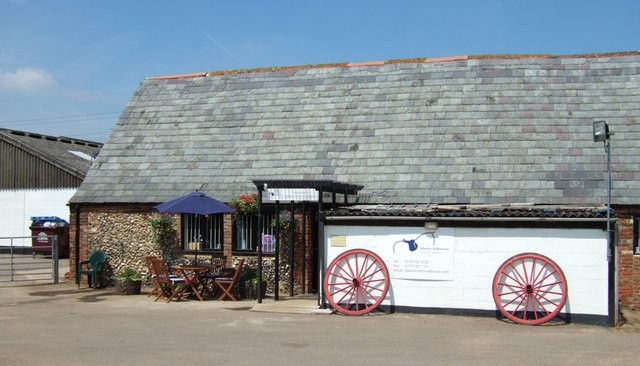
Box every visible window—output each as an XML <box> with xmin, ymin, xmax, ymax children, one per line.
<box><xmin>233</xmin><ymin>211</ymin><xmax>276</xmax><ymax>252</ymax></box>
<box><xmin>181</xmin><ymin>214</ymin><xmax>224</xmax><ymax>251</ymax></box>
<box><xmin>635</xmin><ymin>216</ymin><xmax>640</xmax><ymax>255</ymax></box>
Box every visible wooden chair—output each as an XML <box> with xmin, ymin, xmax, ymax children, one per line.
<box><xmin>145</xmin><ymin>256</ymin><xmax>162</xmax><ymax>297</ymax></box>
<box><xmin>210</xmin><ymin>255</ymin><xmax>228</xmax><ymax>274</ymax></box>
<box><xmin>151</xmin><ymin>259</ymin><xmax>187</xmax><ymax>302</ymax></box>
<box><xmin>214</xmin><ymin>258</ymin><xmax>245</xmax><ymax>301</ymax></box>
<box><xmin>77</xmin><ymin>250</ymin><xmax>108</xmax><ymax>288</ymax></box>
<box><xmin>199</xmin><ymin>255</ymin><xmax>227</xmax><ymax>298</ymax></box>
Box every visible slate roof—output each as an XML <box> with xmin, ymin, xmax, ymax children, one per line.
<box><xmin>0</xmin><ymin>129</ymin><xmax>102</xmax><ymax>180</ymax></box>
<box><xmin>70</xmin><ymin>52</ymin><xmax>640</xmax><ymax>206</ymax></box>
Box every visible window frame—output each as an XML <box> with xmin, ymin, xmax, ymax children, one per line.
<box><xmin>232</xmin><ymin>209</ymin><xmax>276</xmax><ymax>254</ymax></box>
<box><xmin>181</xmin><ymin>213</ymin><xmax>225</xmax><ymax>252</ymax></box>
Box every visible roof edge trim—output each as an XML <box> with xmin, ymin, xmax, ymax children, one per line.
<box><xmin>347</xmin><ymin>60</ymin><xmax>385</xmax><ymax>67</ymax></box>
<box><xmin>146</xmin><ymin>51</ymin><xmax>640</xmax><ymax>80</ymax></box>
<box><xmin>149</xmin><ymin>72</ymin><xmax>208</xmax><ymax>80</ymax></box>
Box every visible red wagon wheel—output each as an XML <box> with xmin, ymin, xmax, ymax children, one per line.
<box><xmin>324</xmin><ymin>249</ymin><xmax>390</xmax><ymax>315</ymax></box>
<box><xmin>492</xmin><ymin>252</ymin><xmax>568</xmax><ymax>325</ymax></box>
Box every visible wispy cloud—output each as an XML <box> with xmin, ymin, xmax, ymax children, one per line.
<box><xmin>0</xmin><ymin>67</ymin><xmax>56</xmax><ymax>92</ymax></box>
<box><xmin>198</xmin><ymin>27</ymin><xmax>245</xmax><ymax>67</ymax></box>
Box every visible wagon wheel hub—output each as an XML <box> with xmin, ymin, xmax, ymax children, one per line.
<box><xmin>526</xmin><ymin>284</ymin><xmax>534</xmax><ymax>295</ymax></box>
<box><xmin>352</xmin><ymin>278</ymin><xmax>361</xmax><ymax>287</ymax></box>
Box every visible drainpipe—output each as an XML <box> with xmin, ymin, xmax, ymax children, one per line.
<box><xmin>257</xmin><ymin>187</ymin><xmax>263</xmax><ymax>304</ymax></box>
<box><xmin>74</xmin><ymin>204</ymin><xmax>80</xmax><ymax>286</ymax></box>
<box><xmin>605</xmin><ymin>137</ymin><xmax>617</xmax><ymax>327</ymax></box>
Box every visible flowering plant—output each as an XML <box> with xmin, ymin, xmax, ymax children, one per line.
<box><xmin>147</xmin><ymin>212</ymin><xmax>177</xmax><ymax>259</ymax></box>
<box><xmin>147</xmin><ymin>212</ymin><xmax>174</xmax><ymax>239</ymax></box>
<box><xmin>270</xmin><ymin>210</ymin><xmax>298</xmax><ymax>235</ymax></box>
<box><xmin>230</xmin><ymin>193</ymin><xmax>258</xmax><ymax>222</ymax></box>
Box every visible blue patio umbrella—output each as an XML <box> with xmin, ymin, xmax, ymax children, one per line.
<box><xmin>154</xmin><ymin>191</ymin><xmax>232</xmax><ymax>262</ymax></box>
<box><xmin>154</xmin><ymin>191</ymin><xmax>232</xmax><ymax>215</ymax></box>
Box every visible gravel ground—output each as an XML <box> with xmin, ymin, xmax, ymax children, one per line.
<box><xmin>1</xmin><ymin>281</ymin><xmax>639</xmax><ymax>366</ymax></box>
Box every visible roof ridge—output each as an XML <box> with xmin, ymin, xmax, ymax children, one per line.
<box><xmin>0</xmin><ymin>129</ymin><xmax>101</xmax><ymax>179</ymax></box>
<box><xmin>0</xmin><ymin>128</ymin><xmax>103</xmax><ymax>148</ymax></box>
<box><xmin>470</xmin><ymin>51</ymin><xmax>640</xmax><ymax>59</ymax></box>
<box><xmin>147</xmin><ymin>51</ymin><xmax>640</xmax><ymax>80</ymax></box>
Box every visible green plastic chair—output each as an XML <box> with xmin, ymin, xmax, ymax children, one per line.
<box><xmin>77</xmin><ymin>250</ymin><xmax>108</xmax><ymax>288</ymax></box>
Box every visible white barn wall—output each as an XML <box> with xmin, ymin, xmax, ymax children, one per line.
<box><xmin>324</xmin><ymin>225</ymin><xmax>609</xmax><ymax>317</ymax></box>
<box><xmin>0</xmin><ymin>189</ymin><xmax>75</xmax><ymax>247</ymax></box>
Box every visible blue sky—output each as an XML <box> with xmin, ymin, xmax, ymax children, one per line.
<box><xmin>1</xmin><ymin>0</ymin><xmax>638</xmax><ymax>142</ymax></box>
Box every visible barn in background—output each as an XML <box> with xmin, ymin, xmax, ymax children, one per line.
<box><xmin>0</xmin><ymin>129</ymin><xmax>102</xmax><ymax>250</ymax></box>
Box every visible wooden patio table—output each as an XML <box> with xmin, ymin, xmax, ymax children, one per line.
<box><xmin>171</xmin><ymin>265</ymin><xmax>209</xmax><ymax>301</ymax></box>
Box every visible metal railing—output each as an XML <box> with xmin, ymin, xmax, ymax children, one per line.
<box><xmin>0</xmin><ymin>236</ymin><xmax>60</xmax><ymax>284</ymax></box>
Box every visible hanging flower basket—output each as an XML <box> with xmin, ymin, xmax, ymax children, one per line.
<box><xmin>230</xmin><ymin>193</ymin><xmax>258</xmax><ymax>222</ymax></box>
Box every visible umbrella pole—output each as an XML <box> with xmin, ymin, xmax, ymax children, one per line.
<box><xmin>195</xmin><ymin>214</ymin><xmax>206</xmax><ymax>264</ymax></box>
<box><xmin>195</xmin><ymin>235</ymin><xmax>199</xmax><ymax>264</ymax></box>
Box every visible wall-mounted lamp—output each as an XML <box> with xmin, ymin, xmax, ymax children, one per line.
<box><xmin>424</xmin><ymin>221</ymin><xmax>438</xmax><ymax>233</ymax></box>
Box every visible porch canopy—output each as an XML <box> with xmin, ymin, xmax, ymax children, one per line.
<box><xmin>252</xmin><ymin>179</ymin><xmax>364</xmax><ymax>206</ymax></box>
<box><xmin>251</xmin><ymin>179</ymin><xmax>364</xmax><ymax>303</ymax></box>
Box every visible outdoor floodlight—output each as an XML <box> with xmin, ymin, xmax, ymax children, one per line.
<box><xmin>593</xmin><ymin>120</ymin><xmax>609</xmax><ymax>142</ymax></box>
<box><xmin>424</xmin><ymin>221</ymin><xmax>438</xmax><ymax>233</ymax></box>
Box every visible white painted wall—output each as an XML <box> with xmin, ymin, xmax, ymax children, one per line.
<box><xmin>0</xmin><ymin>189</ymin><xmax>75</xmax><ymax>247</ymax></box>
<box><xmin>324</xmin><ymin>224</ymin><xmax>609</xmax><ymax>316</ymax></box>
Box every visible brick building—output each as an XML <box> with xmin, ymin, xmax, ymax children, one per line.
<box><xmin>69</xmin><ymin>52</ymin><xmax>640</xmax><ymax>321</ymax></box>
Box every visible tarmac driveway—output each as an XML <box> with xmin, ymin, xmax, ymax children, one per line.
<box><xmin>1</xmin><ymin>282</ymin><xmax>639</xmax><ymax>366</ymax></box>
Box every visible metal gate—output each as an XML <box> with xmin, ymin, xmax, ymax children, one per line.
<box><xmin>0</xmin><ymin>236</ymin><xmax>61</xmax><ymax>284</ymax></box>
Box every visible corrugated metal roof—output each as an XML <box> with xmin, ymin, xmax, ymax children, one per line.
<box><xmin>0</xmin><ymin>129</ymin><xmax>102</xmax><ymax>188</ymax></box>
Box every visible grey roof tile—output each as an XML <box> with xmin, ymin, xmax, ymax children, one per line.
<box><xmin>71</xmin><ymin>53</ymin><xmax>640</xmax><ymax>206</ymax></box>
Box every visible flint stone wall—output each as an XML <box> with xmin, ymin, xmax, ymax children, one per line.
<box><xmin>87</xmin><ymin>211</ymin><xmax>158</xmax><ymax>283</ymax></box>
<box><xmin>71</xmin><ymin>205</ymin><xmax>311</xmax><ymax>296</ymax></box>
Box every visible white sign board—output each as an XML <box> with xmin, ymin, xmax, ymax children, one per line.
<box><xmin>266</xmin><ymin>188</ymin><xmax>318</xmax><ymax>202</ymax></box>
<box><xmin>388</xmin><ymin>231</ymin><xmax>454</xmax><ymax>280</ymax></box>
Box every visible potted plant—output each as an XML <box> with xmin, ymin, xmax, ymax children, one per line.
<box><xmin>115</xmin><ymin>267</ymin><xmax>143</xmax><ymax>295</ymax></box>
<box><xmin>240</xmin><ymin>267</ymin><xmax>267</xmax><ymax>300</ymax></box>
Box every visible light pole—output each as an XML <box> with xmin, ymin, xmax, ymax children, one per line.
<box><xmin>593</xmin><ymin>120</ymin><xmax>614</xmax><ymax>326</ymax></box>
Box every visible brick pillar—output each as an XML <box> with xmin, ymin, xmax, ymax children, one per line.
<box><xmin>615</xmin><ymin>208</ymin><xmax>640</xmax><ymax>309</ymax></box>
<box><xmin>67</xmin><ymin>205</ymin><xmax>89</xmax><ymax>282</ymax></box>
<box><xmin>223</xmin><ymin>214</ymin><xmax>233</xmax><ymax>267</ymax></box>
